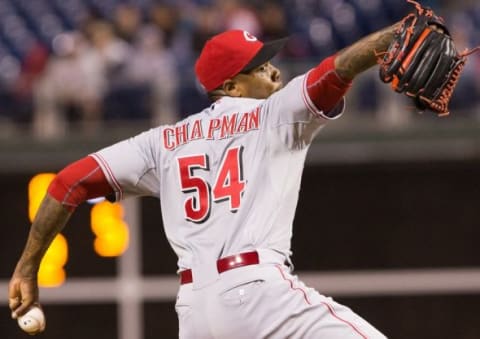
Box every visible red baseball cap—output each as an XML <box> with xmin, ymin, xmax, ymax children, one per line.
<box><xmin>195</xmin><ymin>30</ymin><xmax>288</xmax><ymax>92</ymax></box>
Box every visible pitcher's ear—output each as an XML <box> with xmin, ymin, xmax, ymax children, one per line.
<box><xmin>222</xmin><ymin>79</ymin><xmax>242</xmax><ymax>97</ymax></box>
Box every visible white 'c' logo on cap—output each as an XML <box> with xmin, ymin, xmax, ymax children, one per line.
<box><xmin>243</xmin><ymin>31</ymin><xmax>257</xmax><ymax>42</ymax></box>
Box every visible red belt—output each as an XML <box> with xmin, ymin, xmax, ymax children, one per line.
<box><xmin>179</xmin><ymin>251</ymin><xmax>260</xmax><ymax>285</ymax></box>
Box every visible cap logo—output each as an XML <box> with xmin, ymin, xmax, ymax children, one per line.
<box><xmin>243</xmin><ymin>31</ymin><xmax>257</xmax><ymax>42</ymax></box>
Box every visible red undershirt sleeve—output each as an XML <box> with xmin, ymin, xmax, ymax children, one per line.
<box><xmin>306</xmin><ymin>55</ymin><xmax>352</xmax><ymax>115</ymax></box>
<box><xmin>47</xmin><ymin>156</ymin><xmax>114</xmax><ymax>212</ymax></box>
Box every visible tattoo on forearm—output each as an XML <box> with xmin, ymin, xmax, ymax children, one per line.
<box><xmin>18</xmin><ymin>196</ymin><xmax>71</xmax><ymax>275</ymax></box>
<box><xmin>335</xmin><ymin>23</ymin><xmax>400</xmax><ymax>80</ymax></box>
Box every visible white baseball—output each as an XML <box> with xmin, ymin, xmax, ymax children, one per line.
<box><xmin>17</xmin><ymin>306</ymin><xmax>46</xmax><ymax>334</ymax></box>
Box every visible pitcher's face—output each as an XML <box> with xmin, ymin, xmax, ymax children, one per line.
<box><xmin>232</xmin><ymin>62</ymin><xmax>283</xmax><ymax>99</ymax></box>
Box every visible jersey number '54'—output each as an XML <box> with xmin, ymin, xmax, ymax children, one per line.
<box><xmin>177</xmin><ymin>146</ymin><xmax>246</xmax><ymax>223</ymax></box>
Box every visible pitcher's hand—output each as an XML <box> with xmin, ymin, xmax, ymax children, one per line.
<box><xmin>9</xmin><ymin>273</ymin><xmax>39</xmax><ymax>319</ymax></box>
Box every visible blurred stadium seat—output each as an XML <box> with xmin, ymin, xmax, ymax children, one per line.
<box><xmin>0</xmin><ymin>0</ymin><xmax>477</xmax><ymax>128</ymax></box>
<box><xmin>0</xmin><ymin>0</ymin><xmax>474</xmax><ymax>66</ymax></box>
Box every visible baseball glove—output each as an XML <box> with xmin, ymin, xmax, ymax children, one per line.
<box><xmin>377</xmin><ymin>0</ymin><xmax>479</xmax><ymax>116</ymax></box>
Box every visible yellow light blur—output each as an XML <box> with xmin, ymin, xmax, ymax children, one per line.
<box><xmin>38</xmin><ymin>265</ymin><xmax>66</xmax><ymax>288</ymax></box>
<box><xmin>42</xmin><ymin>233</ymin><xmax>68</xmax><ymax>266</ymax></box>
<box><xmin>38</xmin><ymin>234</ymin><xmax>68</xmax><ymax>287</ymax></box>
<box><xmin>29</xmin><ymin>173</ymin><xmax>68</xmax><ymax>288</ymax></box>
<box><xmin>28</xmin><ymin>173</ymin><xmax>56</xmax><ymax>222</ymax></box>
<box><xmin>91</xmin><ymin>201</ymin><xmax>129</xmax><ymax>257</ymax></box>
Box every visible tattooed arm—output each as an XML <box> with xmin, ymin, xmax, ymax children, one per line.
<box><xmin>8</xmin><ymin>195</ymin><xmax>72</xmax><ymax>319</ymax></box>
<box><xmin>334</xmin><ymin>22</ymin><xmax>401</xmax><ymax>80</ymax></box>
<box><xmin>302</xmin><ymin>23</ymin><xmax>402</xmax><ymax>114</ymax></box>
<box><xmin>8</xmin><ymin>157</ymin><xmax>113</xmax><ymax>324</ymax></box>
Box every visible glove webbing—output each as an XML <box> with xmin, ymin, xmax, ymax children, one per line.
<box><xmin>419</xmin><ymin>47</ymin><xmax>480</xmax><ymax>116</ymax></box>
<box><xmin>377</xmin><ymin>0</ymin><xmax>480</xmax><ymax>116</ymax></box>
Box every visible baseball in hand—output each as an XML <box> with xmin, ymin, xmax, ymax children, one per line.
<box><xmin>17</xmin><ymin>306</ymin><xmax>46</xmax><ymax>334</ymax></box>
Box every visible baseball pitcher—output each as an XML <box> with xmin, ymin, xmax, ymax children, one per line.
<box><xmin>9</xmin><ymin>1</ymin><xmax>472</xmax><ymax>338</ymax></box>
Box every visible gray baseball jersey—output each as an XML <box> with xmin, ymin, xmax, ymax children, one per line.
<box><xmin>92</xmin><ymin>74</ymin><xmax>340</xmax><ymax>277</ymax></box>
<box><xmin>90</xmin><ymin>74</ymin><xmax>386</xmax><ymax>338</ymax></box>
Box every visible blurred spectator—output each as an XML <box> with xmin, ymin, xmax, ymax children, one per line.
<box><xmin>217</xmin><ymin>0</ymin><xmax>261</xmax><ymax>36</ymax></box>
<box><xmin>191</xmin><ymin>5</ymin><xmax>221</xmax><ymax>54</ymax></box>
<box><xmin>5</xmin><ymin>43</ymin><xmax>49</xmax><ymax>126</ymax></box>
<box><xmin>33</xmin><ymin>20</ymin><xmax>130</xmax><ymax>139</ymax></box>
<box><xmin>149</xmin><ymin>3</ymin><xmax>181</xmax><ymax>48</ymax></box>
<box><xmin>0</xmin><ymin>0</ymin><xmax>478</xmax><ymax>136</ymax></box>
<box><xmin>113</xmin><ymin>3</ymin><xmax>143</xmax><ymax>44</ymax></box>
<box><xmin>258</xmin><ymin>1</ymin><xmax>288</xmax><ymax>41</ymax></box>
<box><xmin>122</xmin><ymin>25</ymin><xmax>180</xmax><ymax>125</ymax></box>
<box><xmin>32</xmin><ymin>31</ymin><xmax>102</xmax><ymax>138</ymax></box>
<box><xmin>84</xmin><ymin>20</ymin><xmax>130</xmax><ymax>82</ymax></box>
<box><xmin>14</xmin><ymin>44</ymin><xmax>49</xmax><ymax>99</ymax></box>
<box><xmin>149</xmin><ymin>2</ymin><xmax>191</xmax><ymax>68</ymax></box>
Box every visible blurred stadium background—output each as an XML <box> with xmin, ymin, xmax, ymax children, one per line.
<box><xmin>1</xmin><ymin>0</ymin><xmax>480</xmax><ymax>338</ymax></box>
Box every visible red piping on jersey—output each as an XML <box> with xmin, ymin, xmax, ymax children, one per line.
<box><xmin>304</xmin><ymin>55</ymin><xmax>352</xmax><ymax>114</ymax></box>
<box><xmin>48</xmin><ymin>156</ymin><xmax>114</xmax><ymax>211</ymax></box>
<box><xmin>275</xmin><ymin>265</ymin><xmax>312</xmax><ymax>305</ymax></box>
<box><xmin>275</xmin><ymin>265</ymin><xmax>368</xmax><ymax>338</ymax></box>
<box><xmin>320</xmin><ymin>302</ymin><xmax>368</xmax><ymax>339</ymax></box>
<box><xmin>302</xmin><ymin>82</ymin><xmax>326</xmax><ymax>119</ymax></box>
<box><xmin>90</xmin><ymin>153</ymin><xmax>123</xmax><ymax>200</ymax></box>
